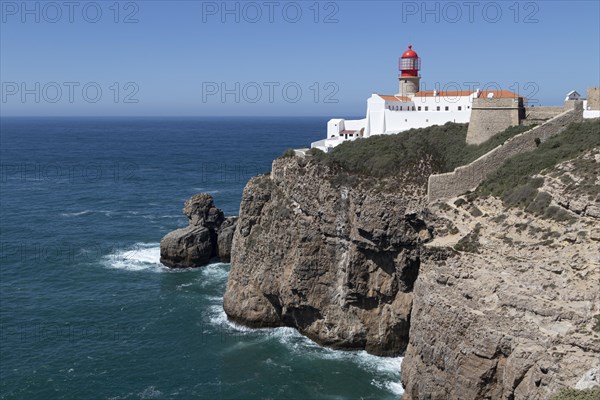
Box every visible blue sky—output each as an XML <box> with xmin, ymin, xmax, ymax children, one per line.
<box><xmin>1</xmin><ymin>0</ymin><xmax>599</xmax><ymax>116</ymax></box>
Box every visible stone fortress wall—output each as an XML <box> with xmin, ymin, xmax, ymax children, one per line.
<box><xmin>427</xmin><ymin>101</ymin><xmax>584</xmax><ymax>202</ymax></box>
<box><xmin>588</xmin><ymin>87</ymin><xmax>600</xmax><ymax>110</ymax></box>
<box><xmin>466</xmin><ymin>97</ymin><xmax>524</xmax><ymax>145</ymax></box>
<box><xmin>522</xmin><ymin>106</ymin><xmax>564</xmax><ymax>125</ymax></box>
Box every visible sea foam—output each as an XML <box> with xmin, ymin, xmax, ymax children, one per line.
<box><xmin>207</xmin><ymin>295</ymin><xmax>404</xmax><ymax>396</ymax></box>
<box><xmin>102</xmin><ymin>242</ymin><xmax>165</xmax><ymax>272</ymax></box>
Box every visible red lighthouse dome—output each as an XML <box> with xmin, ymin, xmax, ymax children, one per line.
<box><xmin>399</xmin><ymin>45</ymin><xmax>421</xmax><ymax>77</ymax></box>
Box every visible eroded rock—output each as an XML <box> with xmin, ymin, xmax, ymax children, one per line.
<box><xmin>160</xmin><ymin>194</ymin><xmax>237</xmax><ymax>268</ymax></box>
<box><xmin>223</xmin><ymin>156</ymin><xmax>431</xmax><ymax>355</ymax></box>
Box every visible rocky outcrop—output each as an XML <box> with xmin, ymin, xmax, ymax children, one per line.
<box><xmin>223</xmin><ymin>147</ymin><xmax>599</xmax><ymax>398</ymax></box>
<box><xmin>541</xmin><ymin>149</ymin><xmax>600</xmax><ymax>218</ymax></box>
<box><xmin>160</xmin><ymin>193</ymin><xmax>237</xmax><ymax>268</ymax></box>
<box><xmin>223</xmin><ymin>156</ymin><xmax>433</xmax><ymax>355</ymax></box>
<box><xmin>401</xmin><ymin>154</ymin><xmax>600</xmax><ymax>399</ymax></box>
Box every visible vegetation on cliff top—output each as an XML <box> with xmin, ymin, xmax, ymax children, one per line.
<box><xmin>478</xmin><ymin>120</ymin><xmax>600</xmax><ymax>198</ymax></box>
<box><xmin>476</xmin><ymin>119</ymin><xmax>600</xmax><ymax>219</ymax></box>
<box><xmin>306</xmin><ymin>122</ymin><xmax>531</xmax><ymax>178</ymax></box>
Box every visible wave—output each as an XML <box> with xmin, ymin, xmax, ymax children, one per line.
<box><xmin>61</xmin><ymin>209</ymin><xmax>114</xmax><ymax>217</ymax></box>
<box><xmin>62</xmin><ymin>210</ymin><xmax>174</xmax><ymax>219</ymax></box>
<box><xmin>206</xmin><ymin>296</ymin><xmax>403</xmax><ymax>396</ymax></box>
<box><xmin>197</xmin><ymin>263</ymin><xmax>229</xmax><ymax>287</ymax></box>
<box><xmin>101</xmin><ymin>240</ymin><xmax>402</xmax><ymax>395</ymax></box>
<box><xmin>100</xmin><ymin>244</ymin><xmax>230</xmax><ymax>275</ymax></box>
<box><xmin>60</xmin><ymin>210</ymin><xmax>93</xmax><ymax>217</ymax></box>
<box><xmin>192</xmin><ymin>187</ymin><xmax>220</xmax><ymax>193</ymax></box>
<box><xmin>138</xmin><ymin>386</ymin><xmax>162</xmax><ymax>399</ymax></box>
<box><xmin>141</xmin><ymin>214</ymin><xmax>181</xmax><ymax>220</ymax></box>
<box><xmin>101</xmin><ymin>242</ymin><xmax>166</xmax><ymax>272</ymax></box>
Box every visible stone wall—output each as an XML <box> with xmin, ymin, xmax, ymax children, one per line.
<box><xmin>588</xmin><ymin>87</ymin><xmax>600</xmax><ymax>110</ymax></box>
<box><xmin>466</xmin><ymin>97</ymin><xmax>523</xmax><ymax>144</ymax></box>
<box><xmin>523</xmin><ymin>106</ymin><xmax>563</xmax><ymax>125</ymax></box>
<box><xmin>427</xmin><ymin>101</ymin><xmax>583</xmax><ymax>202</ymax></box>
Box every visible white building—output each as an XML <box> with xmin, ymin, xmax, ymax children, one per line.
<box><xmin>565</xmin><ymin>90</ymin><xmax>581</xmax><ymax>101</ymax></box>
<box><xmin>311</xmin><ymin>45</ymin><xmax>520</xmax><ymax>152</ymax></box>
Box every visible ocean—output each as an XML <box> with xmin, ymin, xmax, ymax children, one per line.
<box><xmin>0</xmin><ymin>117</ymin><xmax>403</xmax><ymax>399</ymax></box>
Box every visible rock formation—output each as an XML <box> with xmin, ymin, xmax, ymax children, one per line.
<box><xmin>223</xmin><ymin>156</ymin><xmax>434</xmax><ymax>355</ymax></box>
<box><xmin>160</xmin><ymin>193</ymin><xmax>237</xmax><ymax>268</ymax></box>
<box><xmin>401</xmin><ymin>150</ymin><xmax>600</xmax><ymax>399</ymax></box>
<box><xmin>222</xmin><ymin>146</ymin><xmax>600</xmax><ymax>397</ymax></box>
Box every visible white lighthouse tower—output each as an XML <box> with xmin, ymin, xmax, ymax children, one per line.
<box><xmin>398</xmin><ymin>45</ymin><xmax>421</xmax><ymax>97</ymax></box>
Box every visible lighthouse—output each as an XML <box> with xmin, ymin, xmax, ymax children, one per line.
<box><xmin>310</xmin><ymin>44</ymin><xmax>526</xmax><ymax>153</ymax></box>
<box><xmin>398</xmin><ymin>45</ymin><xmax>421</xmax><ymax>97</ymax></box>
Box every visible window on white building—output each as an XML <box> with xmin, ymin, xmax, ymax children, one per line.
<box><xmin>425</xmin><ymin>106</ymin><xmax>428</xmax><ymax>111</ymax></box>
<box><xmin>458</xmin><ymin>106</ymin><xmax>462</xmax><ymax>111</ymax></box>
<box><xmin>418</xmin><ymin>106</ymin><xmax>421</xmax><ymax>111</ymax></box>
<box><xmin>445</xmin><ymin>106</ymin><xmax>449</xmax><ymax>111</ymax></box>
<box><xmin>400</xmin><ymin>106</ymin><xmax>403</xmax><ymax>111</ymax></box>
<box><xmin>436</xmin><ymin>106</ymin><xmax>440</xmax><ymax>111</ymax></box>
<box><xmin>412</xmin><ymin>106</ymin><xmax>415</xmax><ymax>111</ymax></box>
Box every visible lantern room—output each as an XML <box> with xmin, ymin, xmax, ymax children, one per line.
<box><xmin>399</xmin><ymin>45</ymin><xmax>421</xmax><ymax>77</ymax></box>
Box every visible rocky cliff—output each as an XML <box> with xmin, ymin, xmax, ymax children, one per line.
<box><xmin>401</xmin><ymin>154</ymin><xmax>600</xmax><ymax>398</ymax></box>
<box><xmin>223</xmin><ymin>156</ymin><xmax>435</xmax><ymax>355</ymax></box>
<box><xmin>160</xmin><ymin>193</ymin><xmax>237</xmax><ymax>268</ymax></box>
<box><xmin>223</xmin><ymin>141</ymin><xmax>600</xmax><ymax>397</ymax></box>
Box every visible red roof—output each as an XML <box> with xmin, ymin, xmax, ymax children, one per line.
<box><xmin>378</xmin><ymin>94</ymin><xmax>412</xmax><ymax>102</ymax></box>
<box><xmin>413</xmin><ymin>90</ymin><xmax>520</xmax><ymax>98</ymax></box>
<box><xmin>402</xmin><ymin>45</ymin><xmax>418</xmax><ymax>58</ymax></box>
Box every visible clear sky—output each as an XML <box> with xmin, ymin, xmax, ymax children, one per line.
<box><xmin>1</xmin><ymin>0</ymin><xmax>599</xmax><ymax>116</ymax></box>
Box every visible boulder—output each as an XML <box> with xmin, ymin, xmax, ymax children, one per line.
<box><xmin>159</xmin><ymin>194</ymin><xmax>237</xmax><ymax>268</ymax></box>
<box><xmin>160</xmin><ymin>225</ymin><xmax>212</xmax><ymax>268</ymax></box>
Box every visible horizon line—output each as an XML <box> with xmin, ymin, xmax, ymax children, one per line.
<box><xmin>0</xmin><ymin>115</ymin><xmax>354</xmax><ymax>118</ymax></box>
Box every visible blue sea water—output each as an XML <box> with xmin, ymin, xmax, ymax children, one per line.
<box><xmin>0</xmin><ymin>117</ymin><xmax>403</xmax><ymax>399</ymax></box>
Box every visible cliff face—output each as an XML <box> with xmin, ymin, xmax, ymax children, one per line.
<box><xmin>223</xmin><ymin>148</ymin><xmax>600</xmax><ymax>397</ymax></box>
<box><xmin>223</xmin><ymin>157</ymin><xmax>432</xmax><ymax>355</ymax></box>
<box><xmin>401</xmin><ymin>150</ymin><xmax>600</xmax><ymax>399</ymax></box>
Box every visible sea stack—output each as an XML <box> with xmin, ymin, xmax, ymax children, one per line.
<box><xmin>160</xmin><ymin>193</ymin><xmax>237</xmax><ymax>268</ymax></box>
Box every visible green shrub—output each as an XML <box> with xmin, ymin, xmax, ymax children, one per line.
<box><xmin>544</xmin><ymin>206</ymin><xmax>575</xmax><ymax>223</ymax></box>
<box><xmin>515</xmin><ymin>223</ymin><xmax>528</xmax><ymax>233</ymax></box>
<box><xmin>478</xmin><ymin>120</ymin><xmax>600</xmax><ymax>199</ymax></box>
<box><xmin>447</xmin><ymin>124</ymin><xmax>533</xmax><ymax>170</ymax></box>
<box><xmin>476</xmin><ymin>120</ymin><xmax>600</xmax><ymax>219</ymax></box>
<box><xmin>550</xmin><ymin>387</ymin><xmax>600</xmax><ymax>400</ymax></box>
<box><xmin>454</xmin><ymin>198</ymin><xmax>467</xmax><ymax>207</ymax></box>
<box><xmin>503</xmin><ymin>182</ymin><xmax>539</xmax><ymax>208</ymax></box>
<box><xmin>311</xmin><ymin>122</ymin><xmax>533</xmax><ymax>181</ymax></box>
<box><xmin>593</xmin><ymin>314</ymin><xmax>600</xmax><ymax>333</ymax></box>
<box><xmin>541</xmin><ymin>230</ymin><xmax>561</xmax><ymax>240</ymax></box>
<box><xmin>559</xmin><ymin>173</ymin><xmax>574</xmax><ymax>185</ymax></box>
<box><xmin>469</xmin><ymin>206</ymin><xmax>483</xmax><ymax>217</ymax></box>
<box><xmin>491</xmin><ymin>213</ymin><xmax>508</xmax><ymax>223</ymax></box>
<box><xmin>465</xmin><ymin>191</ymin><xmax>478</xmax><ymax>202</ymax></box>
<box><xmin>526</xmin><ymin>191</ymin><xmax>553</xmax><ymax>215</ymax></box>
<box><xmin>454</xmin><ymin>224</ymin><xmax>482</xmax><ymax>253</ymax></box>
<box><xmin>281</xmin><ymin>148</ymin><xmax>296</xmax><ymax>158</ymax></box>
